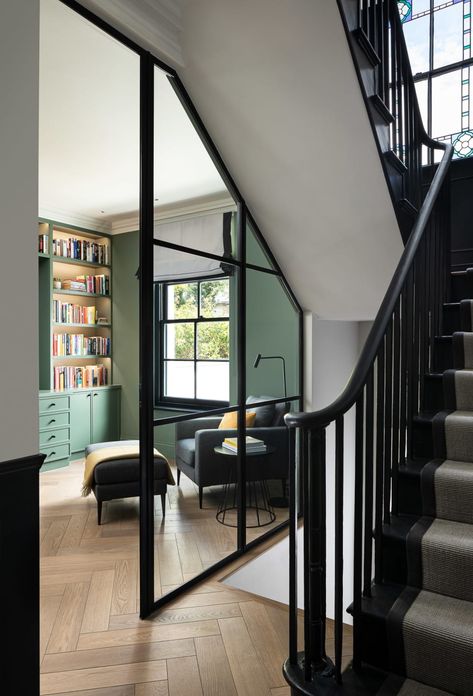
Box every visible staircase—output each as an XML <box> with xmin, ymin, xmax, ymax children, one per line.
<box><xmin>281</xmin><ymin>1</ymin><xmax>473</xmax><ymax>694</ymax></box>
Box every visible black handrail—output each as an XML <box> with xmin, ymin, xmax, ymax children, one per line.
<box><xmin>283</xmin><ymin>1</ymin><xmax>454</xmax><ymax>693</ymax></box>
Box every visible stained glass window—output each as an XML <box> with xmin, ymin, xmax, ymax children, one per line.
<box><xmin>399</xmin><ymin>0</ymin><xmax>473</xmax><ymax>159</ymax></box>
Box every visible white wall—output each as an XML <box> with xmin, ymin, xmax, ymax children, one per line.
<box><xmin>179</xmin><ymin>0</ymin><xmax>403</xmax><ymax>320</ymax></box>
<box><xmin>0</xmin><ymin>0</ymin><xmax>40</xmax><ymax>461</ymax></box>
<box><xmin>225</xmin><ymin>316</ymin><xmax>363</xmax><ymax>625</ymax></box>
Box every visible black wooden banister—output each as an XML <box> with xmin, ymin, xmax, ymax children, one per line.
<box><xmin>283</xmin><ymin>1</ymin><xmax>454</xmax><ymax>693</ymax></box>
<box><xmin>285</xmin><ymin>139</ymin><xmax>452</xmax><ymax>432</ymax></box>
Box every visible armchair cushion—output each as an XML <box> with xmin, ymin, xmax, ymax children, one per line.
<box><xmin>245</xmin><ymin>395</ymin><xmax>276</xmax><ymax>427</ymax></box>
<box><xmin>177</xmin><ymin>438</ymin><xmax>196</xmax><ymax>467</ymax></box>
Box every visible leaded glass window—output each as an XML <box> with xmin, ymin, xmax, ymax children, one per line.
<box><xmin>398</xmin><ymin>0</ymin><xmax>473</xmax><ymax>158</ymax></box>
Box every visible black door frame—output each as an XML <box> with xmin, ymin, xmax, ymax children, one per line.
<box><xmin>58</xmin><ymin>0</ymin><xmax>304</xmax><ymax>619</ymax></box>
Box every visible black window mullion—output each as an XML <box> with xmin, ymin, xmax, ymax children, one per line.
<box><xmin>193</xmin><ymin>318</ymin><xmax>197</xmax><ymax>400</ymax></box>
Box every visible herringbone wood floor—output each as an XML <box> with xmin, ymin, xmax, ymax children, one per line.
<box><xmin>40</xmin><ymin>459</ymin><xmax>351</xmax><ymax>695</ymax></box>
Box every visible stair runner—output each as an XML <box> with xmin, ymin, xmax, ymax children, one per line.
<box><xmin>380</xmin><ymin>298</ymin><xmax>473</xmax><ymax>695</ymax></box>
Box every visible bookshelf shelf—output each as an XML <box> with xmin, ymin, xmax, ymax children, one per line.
<box><xmin>52</xmin><ymin>354</ymin><xmax>112</xmax><ymax>360</ymax></box>
<box><xmin>53</xmin><ymin>322</ymin><xmax>111</xmax><ymax>328</ymax></box>
<box><xmin>38</xmin><ymin>252</ymin><xmax>50</xmax><ymax>259</ymax></box>
<box><xmin>53</xmin><ymin>289</ymin><xmax>111</xmax><ymax>298</ymax></box>
<box><xmin>52</xmin><ymin>256</ymin><xmax>111</xmax><ymax>269</ymax></box>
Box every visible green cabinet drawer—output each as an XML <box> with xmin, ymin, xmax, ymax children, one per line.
<box><xmin>39</xmin><ymin>396</ymin><xmax>69</xmax><ymax>414</ymax></box>
<box><xmin>40</xmin><ymin>427</ymin><xmax>70</xmax><ymax>447</ymax></box>
<box><xmin>41</xmin><ymin>443</ymin><xmax>70</xmax><ymax>463</ymax></box>
<box><xmin>40</xmin><ymin>411</ymin><xmax>70</xmax><ymax>430</ymax></box>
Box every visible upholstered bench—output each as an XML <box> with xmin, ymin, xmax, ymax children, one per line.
<box><xmin>85</xmin><ymin>440</ymin><xmax>172</xmax><ymax>524</ymax></box>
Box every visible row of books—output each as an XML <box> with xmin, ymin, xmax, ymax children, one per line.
<box><xmin>38</xmin><ymin>234</ymin><xmax>49</xmax><ymax>254</ymax></box>
<box><xmin>222</xmin><ymin>436</ymin><xmax>267</xmax><ymax>453</ymax></box>
<box><xmin>53</xmin><ymin>364</ymin><xmax>108</xmax><ymax>391</ymax></box>
<box><xmin>52</xmin><ymin>334</ymin><xmax>111</xmax><ymax>357</ymax></box>
<box><xmin>52</xmin><ymin>301</ymin><xmax>98</xmax><ymax>325</ymax></box>
<box><xmin>61</xmin><ymin>274</ymin><xmax>110</xmax><ymax>295</ymax></box>
<box><xmin>53</xmin><ymin>237</ymin><xmax>110</xmax><ymax>265</ymax></box>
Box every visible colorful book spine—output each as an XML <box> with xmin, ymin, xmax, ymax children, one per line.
<box><xmin>38</xmin><ymin>234</ymin><xmax>49</xmax><ymax>254</ymax></box>
<box><xmin>53</xmin><ymin>301</ymin><xmax>98</xmax><ymax>324</ymax></box>
<box><xmin>52</xmin><ymin>237</ymin><xmax>110</xmax><ymax>265</ymax></box>
<box><xmin>53</xmin><ymin>364</ymin><xmax>108</xmax><ymax>391</ymax></box>
<box><xmin>52</xmin><ymin>334</ymin><xmax>111</xmax><ymax>357</ymax></box>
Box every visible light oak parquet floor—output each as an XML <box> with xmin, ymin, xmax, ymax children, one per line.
<box><xmin>40</xmin><ymin>459</ymin><xmax>352</xmax><ymax>695</ymax></box>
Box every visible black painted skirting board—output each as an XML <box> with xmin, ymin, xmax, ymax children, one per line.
<box><xmin>0</xmin><ymin>452</ymin><xmax>45</xmax><ymax>696</ymax></box>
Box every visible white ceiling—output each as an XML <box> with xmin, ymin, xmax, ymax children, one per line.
<box><xmin>39</xmin><ymin>0</ymin><xmax>227</xmax><ymax>230</ymax></box>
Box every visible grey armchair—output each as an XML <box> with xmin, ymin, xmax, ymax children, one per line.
<box><xmin>175</xmin><ymin>396</ymin><xmax>289</xmax><ymax>508</ymax></box>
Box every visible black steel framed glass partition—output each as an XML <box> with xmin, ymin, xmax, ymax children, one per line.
<box><xmin>60</xmin><ymin>0</ymin><xmax>303</xmax><ymax>620</ymax></box>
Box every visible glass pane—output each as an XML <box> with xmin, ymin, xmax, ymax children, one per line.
<box><xmin>246</xmin><ymin>218</ymin><xmax>274</xmax><ymax>270</ymax></box>
<box><xmin>196</xmin><ymin>362</ymin><xmax>230</xmax><ymax>401</ymax></box>
<box><xmin>247</xmin><ymin>270</ymin><xmax>300</xmax><ymax>401</ymax></box>
<box><xmin>432</xmin><ymin>69</ymin><xmax>462</xmax><ymax>137</ymax></box>
<box><xmin>412</xmin><ymin>0</ymin><xmax>431</xmax><ymax>15</ymax></box>
<box><xmin>200</xmin><ymin>278</ymin><xmax>230</xmax><ymax>318</ymax></box>
<box><xmin>164</xmin><ymin>323</ymin><xmax>194</xmax><ymax>359</ymax></box>
<box><xmin>415</xmin><ymin>79</ymin><xmax>429</xmax><ymax>127</ymax></box>
<box><xmin>434</xmin><ymin>3</ymin><xmax>464</xmax><ymax>69</ymax></box>
<box><xmin>164</xmin><ymin>361</ymin><xmax>195</xmax><ymax>399</ymax></box>
<box><xmin>197</xmin><ymin>322</ymin><xmax>229</xmax><ymax>360</ymax></box>
<box><xmin>403</xmin><ymin>15</ymin><xmax>431</xmax><ymax>75</ymax></box>
<box><xmin>166</xmin><ymin>283</ymin><xmax>197</xmax><ymax>319</ymax></box>
<box><xmin>154</xmin><ymin>66</ymin><xmax>238</xmax><ymax>258</ymax></box>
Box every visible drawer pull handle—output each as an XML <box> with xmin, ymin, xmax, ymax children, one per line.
<box><xmin>93</xmin><ymin>393</ymin><xmax>98</xmax><ymax>397</ymax></box>
<box><xmin>48</xmin><ymin>435</ymin><xmax>56</xmax><ymax>441</ymax></box>
<box><xmin>87</xmin><ymin>393</ymin><xmax>91</xmax><ymax>398</ymax></box>
<box><xmin>48</xmin><ymin>403</ymin><xmax>56</xmax><ymax>408</ymax></box>
<box><xmin>48</xmin><ymin>451</ymin><xmax>56</xmax><ymax>457</ymax></box>
<box><xmin>48</xmin><ymin>419</ymin><xmax>56</xmax><ymax>425</ymax></box>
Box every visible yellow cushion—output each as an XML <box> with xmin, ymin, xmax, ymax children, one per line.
<box><xmin>218</xmin><ymin>411</ymin><xmax>256</xmax><ymax>429</ymax></box>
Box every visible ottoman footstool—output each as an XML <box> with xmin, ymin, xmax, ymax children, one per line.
<box><xmin>85</xmin><ymin>440</ymin><xmax>173</xmax><ymax>525</ymax></box>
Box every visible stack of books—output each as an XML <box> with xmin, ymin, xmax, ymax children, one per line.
<box><xmin>53</xmin><ymin>364</ymin><xmax>108</xmax><ymax>391</ymax></box>
<box><xmin>38</xmin><ymin>234</ymin><xmax>49</xmax><ymax>254</ymax></box>
<box><xmin>61</xmin><ymin>279</ymin><xmax>86</xmax><ymax>292</ymax></box>
<box><xmin>222</xmin><ymin>436</ymin><xmax>267</xmax><ymax>453</ymax></box>
<box><xmin>53</xmin><ymin>237</ymin><xmax>110</xmax><ymax>265</ymax></box>
<box><xmin>60</xmin><ymin>274</ymin><xmax>110</xmax><ymax>295</ymax></box>
<box><xmin>52</xmin><ymin>334</ymin><xmax>111</xmax><ymax>357</ymax></box>
<box><xmin>53</xmin><ymin>301</ymin><xmax>98</xmax><ymax>324</ymax></box>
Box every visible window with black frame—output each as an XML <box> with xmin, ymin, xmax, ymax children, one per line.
<box><xmin>157</xmin><ymin>277</ymin><xmax>230</xmax><ymax>407</ymax></box>
<box><xmin>399</xmin><ymin>0</ymin><xmax>473</xmax><ymax>159</ymax></box>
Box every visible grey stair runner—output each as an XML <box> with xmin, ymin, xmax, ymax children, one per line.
<box><xmin>379</xmin><ymin>674</ymin><xmax>455</xmax><ymax>695</ymax></box>
<box><xmin>385</xmin><ymin>319</ymin><xmax>473</xmax><ymax>695</ymax></box>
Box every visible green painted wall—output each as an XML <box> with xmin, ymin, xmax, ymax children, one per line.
<box><xmin>112</xmin><ymin>230</ymin><xmax>140</xmax><ymax>440</ymax></box>
<box><xmin>246</xmin><ymin>269</ymin><xmax>299</xmax><ymax>401</ymax></box>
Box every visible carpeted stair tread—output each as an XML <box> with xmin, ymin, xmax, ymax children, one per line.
<box><xmin>418</xmin><ymin>518</ymin><xmax>473</xmax><ymax>602</ymax></box>
<box><xmin>452</xmin><ymin>331</ymin><xmax>473</xmax><ymax>368</ymax></box>
<box><xmin>445</xmin><ymin>369</ymin><xmax>473</xmax><ymax>410</ymax></box>
<box><xmin>432</xmin><ymin>459</ymin><xmax>473</xmax><ymax>525</ymax></box>
<box><xmin>378</xmin><ymin>674</ymin><xmax>454</xmax><ymax>695</ymax></box>
<box><xmin>440</xmin><ymin>410</ymin><xmax>473</xmax><ymax>462</ymax></box>
<box><xmin>402</xmin><ymin>590</ymin><xmax>473</xmax><ymax>695</ymax></box>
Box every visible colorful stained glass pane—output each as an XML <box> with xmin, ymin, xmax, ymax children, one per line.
<box><xmin>399</xmin><ymin>1</ymin><xmax>412</xmax><ymax>22</ymax></box>
<box><xmin>453</xmin><ymin>130</ymin><xmax>473</xmax><ymax>156</ymax></box>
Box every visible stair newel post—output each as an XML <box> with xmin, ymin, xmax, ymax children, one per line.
<box><xmin>334</xmin><ymin>415</ymin><xmax>344</xmax><ymax>683</ymax></box>
<box><xmin>306</xmin><ymin>426</ymin><xmax>331</xmax><ymax>676</ymax></box>
<box><xmin>288</xmin><ymin>426</ymin><xmax>298</xmax><ymax>667</ymax></box>
<box><xmin>375</xmin><ymin>344</ymin><xmax>386</xmax><ymax>584</ymax></box>
<box><xmin>392</xmin><ymin>299</ymin><xmax>401</xmax><ymax>516</ymax></box>
<box><xmin>353</xmin><ymin>393</ymin><xmax>365</xmax><ymax>670</ymax></box>
<box><xmin>363</xmin><ymin>369</ymin><xmax>375</xmax><ymax>597</ymax></box>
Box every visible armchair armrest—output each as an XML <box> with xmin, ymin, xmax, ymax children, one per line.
<box><xmin>176</xmin><ymin>416</ymin><xmax>222</xmax><ymax>440</ymax></box>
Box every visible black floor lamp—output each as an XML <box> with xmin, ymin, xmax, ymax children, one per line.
<box><xmin>253</xmin><ymin>353</ymin><xmax>289</xmax><ymax>508</ymax></box>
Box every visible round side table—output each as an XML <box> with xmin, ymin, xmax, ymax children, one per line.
<box><xmin>213</xmin><ymin>445</ymin><xmax>276</xmax><ymax>527</ymax></box>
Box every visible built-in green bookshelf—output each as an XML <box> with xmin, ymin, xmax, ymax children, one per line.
<box><xmin>38</xmin><ymin>219</ymin><xmax>113</xmax><ymax>392</ymax></box>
